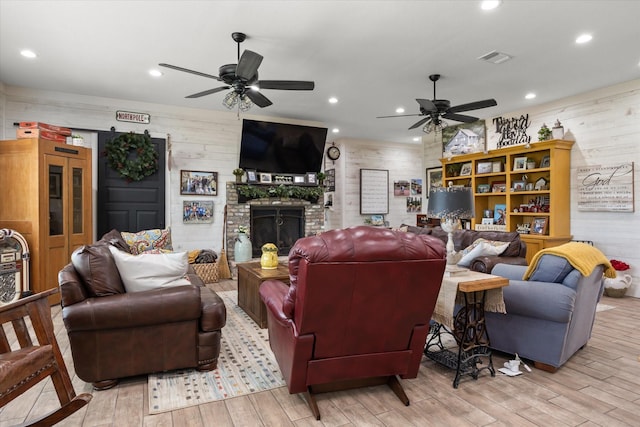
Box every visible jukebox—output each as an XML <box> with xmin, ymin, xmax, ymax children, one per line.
<box><xmin>0</xmin><ymin>228</ymin><xmax>31</xmax><ymax>305</ymax></box>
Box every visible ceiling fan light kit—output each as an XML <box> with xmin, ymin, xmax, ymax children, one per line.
<box><xmin>159</xmin><ymin>32</ymin><xmax>314</xmax><ymax>111</ymax></box>
<box><xmin>377</xmin><ymin>73</ymin><xmax>497</xmax><ymax>134</ymax></box>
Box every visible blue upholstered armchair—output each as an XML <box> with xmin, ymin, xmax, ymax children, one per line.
<box><xmin>485</xmin><ymin>251</ymin><xmax>607</xmax><ymax>371</ymax></box>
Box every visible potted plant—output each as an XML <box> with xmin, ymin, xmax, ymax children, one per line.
<box><xmin>233</xmin><ymin>168</ymin><xmax>244</xmax><ymax>183</ymax></box>
<box><xmin>537</xmin><ymin>124</ymin><xmax>552</xmax><ymax>141</ymax></box>
<box><xmin>316</xmin><ymin>172</ymin><xmax>326</xmax><ymax>186</ymax></box>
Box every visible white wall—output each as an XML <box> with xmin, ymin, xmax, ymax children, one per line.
<box><xmin>2</xmin><ymin>78</ymin><xmax>639</xmax><ymax>297</ymax></box>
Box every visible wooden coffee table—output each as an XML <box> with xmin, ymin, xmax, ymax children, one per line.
<box><xmin>237</xmin><ymin>261</ymin><xmax>290</xmax><ymax>328</ymax></box>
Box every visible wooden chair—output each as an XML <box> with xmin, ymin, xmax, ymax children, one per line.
<box><xmin>1</xmin><ymin>288</ymin><xmax>92</xmax><ymax>426</ymax></box>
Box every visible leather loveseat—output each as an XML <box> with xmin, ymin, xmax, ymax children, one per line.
<box><xmin>58</xmin><ymin>230</ymin><xmax>226</xmax><ymax>390</ymax></box>
<box><xmin>403</xmin><ymin>225</ymin><xmax>527</xmax><ymax>273</ymax></box>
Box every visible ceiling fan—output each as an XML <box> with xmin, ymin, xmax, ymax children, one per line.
<box><xmin>159</xmin><ymin>32</ymin><xmax>314</xmax><ymax>111</ymax></box>
<box><xmin>377</xmin><ymin>74</ymin><xmax>497</xmax><ymax>132</ymax></box>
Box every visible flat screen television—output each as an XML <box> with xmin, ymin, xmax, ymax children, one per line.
<box><xmin>239</xmin><ymin>119</ymin><xmax>328</xmax><ymax>174</ymax></box>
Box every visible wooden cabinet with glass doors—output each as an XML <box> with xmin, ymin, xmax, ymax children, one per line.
<box><xmin>0</xmin><ymin>138</ymin><xmax>92</xmax><ymax>303</ymax></box>
<box><xmin>439</xmin><ymin>140</ymin><xmax>574</xmax><ymax>263</ymax></box>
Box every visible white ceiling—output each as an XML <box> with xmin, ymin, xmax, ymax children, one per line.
<box><xmin>1</xmin><ymin>1</ymin><xmax>639</xmax><ymax>144</ymax></box>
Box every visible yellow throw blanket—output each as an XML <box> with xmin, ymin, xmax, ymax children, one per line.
<box><xmin>523</xmin><ymin>242</ymin><xmax>616</xmax><ymax>280</ymax></box>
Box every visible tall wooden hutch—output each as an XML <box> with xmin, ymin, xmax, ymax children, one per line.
<box><xmin>439</xmin><ymin>140</ymin><xmax>574</xmax><ymax>263</ymax></box>
<box><xmin>0</xmin><ymin>138</ymin><xmax>92</xmax><ymax>303</ymax></box>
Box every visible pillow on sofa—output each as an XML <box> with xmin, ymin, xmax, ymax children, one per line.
<box><xmin>108</xmin><ymin>246</ymin><xmax>190</xmax><ymax>293</ymax></box>
<box><xmin>528</xmin><ymin>254</ymin><xmax>574</xmax><ymax>284</ymax></box>
<box><xmin>99</xmin><ymin>228</ymin><xmax>131</xmax><ymax>252</ymax></box>
<box><xmin>71</xmin><ymin>244</ymin><xmax>125</xmax><ymax>296</ymax></box>
<box><xmin>458</xmin><ymin>238</ymin><xmax>509</xmax><ymax>267</ymax></box>
<box><xmin>121</xmin><ymin>227</ymin><xmax>173</xmax><ymax>255</ymax></box>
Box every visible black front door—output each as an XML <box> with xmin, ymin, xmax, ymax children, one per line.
<box><xmin>97</xmin><ymin>131</ymin><xmax>166</xmax><ymax>237</ymax></box>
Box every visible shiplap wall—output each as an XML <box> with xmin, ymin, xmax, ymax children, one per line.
<box><xmin>1</xmin><ymin>79</ymin><xmax>638</xmax><ymax>296</ymax></box>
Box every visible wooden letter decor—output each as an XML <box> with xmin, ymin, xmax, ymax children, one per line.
<box><xmin>493</xmin><ymin>114</ymin><xmax>531</xmax><ymax>148</ymax></box>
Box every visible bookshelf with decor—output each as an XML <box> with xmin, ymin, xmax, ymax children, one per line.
<box><xmin>439</xmin><ymin>140</ymin><xmax>574</xmax><ymax>263</ymax></box>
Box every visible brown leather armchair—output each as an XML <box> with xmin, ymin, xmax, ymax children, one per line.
<box><xmin>259</xmin><ymin>226</ymin><xmax>446</xmax><ymax>420</ymax></box>
<box><xmin>58</xmin><ymin>234</ymin><xmax>226</xmax><ymax>390</ymax></box>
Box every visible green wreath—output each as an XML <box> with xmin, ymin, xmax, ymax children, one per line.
<box><xmin>105</xmin><ymin>132</ymin><xmax>158</xmax><ymax>181</ymax></box>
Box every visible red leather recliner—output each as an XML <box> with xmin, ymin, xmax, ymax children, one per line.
<box><xmin>259</xmin><ymin>226</ymin><xmax>446</xmax><ymax>420</ymax></box>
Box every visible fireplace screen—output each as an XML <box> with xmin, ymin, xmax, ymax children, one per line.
<box><xmin>251</xmin><ymin>207</ymin><xmax>305</xmax><ymax>257</ymax></box>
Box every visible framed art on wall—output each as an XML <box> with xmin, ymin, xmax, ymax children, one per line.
<box><xmin>441</xmin><ymin>120</ymin><xmax>487</xmax><ymax>157</ymax></box>
<box><xmin>426</xmin><ymin>167</ymin><xmax>442</xmax><ymax>197</ymax></box>
<box><xmin>183</xmin><ymin>200</ymin><xmax>214</xmax><ymax>224</ymax></box>
<box><xmin>180</xmin><ymin>170</ymin><xmax>217</xmax><ymax>196</ymax></box>
<box><xmin>360</xmin><ymin>168</ymin><xmax>389</xmax><ymax>215</ymax></box>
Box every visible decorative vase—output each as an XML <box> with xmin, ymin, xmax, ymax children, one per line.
<box><xmin>603</xmin><ymin>272</ymin><xmax>632</xmax><ymax>298</ymax></box>
<box><xmin>235</xmin><ymin>175</ymin><xmax>242</xmax><ymax>183</ymax></box>
<box><xmin>260</xmin><ymin>243</ymin><xmax>279</xmax><ymax>269</ymax></box>
<box><xmin>234</xmin><ymin>233</ymin><xmax>252</xmax><ymax>262</ymax></box>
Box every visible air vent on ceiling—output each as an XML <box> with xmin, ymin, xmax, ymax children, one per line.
<box><xmin>478</xmin><ymin>50</ymin><xmax>512</xmax><ymax>64</ymax></box>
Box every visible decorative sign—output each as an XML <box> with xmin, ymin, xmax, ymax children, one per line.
<box><xmin>493</xmin><ymin>114</ymin><xmax>531</xmax><ymax>148</ymax></box>
<box><xmin>116</xmin><ymin>110</ymin><xmax>150</xmax><ymax>124</ymax></box>
<box><xmin>577</xmin><ymin>163</ymin><xmax>634</xmax><ymax>212</ymax></box>
<box><xmin>360</xmin><ymin>169</ymin><xmax>389</xmax><ymax>215</ymax></box>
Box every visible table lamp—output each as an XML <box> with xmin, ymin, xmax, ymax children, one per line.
<box><xmin>427</xmin><ymin>185</ymin><xmax>475</xmax><ymax>264</ymax></box>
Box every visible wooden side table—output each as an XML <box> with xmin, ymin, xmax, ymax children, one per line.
<box><xmin>424</xmin><ymin>270</ymin><xmax>508</xmax><ymax>388</ymax></box>
<box><xmin>237</xmin><ymin>261</ymin><xmax>290</xmax><ymax>328</ymax></box>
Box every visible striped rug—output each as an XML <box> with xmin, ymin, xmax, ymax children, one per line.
<box><xmin>148</xmin><ymin>291</ymin><xmax>285</xmax><ymax>414</ymax></box>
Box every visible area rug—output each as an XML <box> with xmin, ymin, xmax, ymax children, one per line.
<box><xmin>148</xmin><ymin>291</ymin><xmax>285</xmax><ymax>414</ymax></box>
<box><xmin>596</xmin><ymin>303</ymin><xmax>616</xmax><ymax>312</ymax></box>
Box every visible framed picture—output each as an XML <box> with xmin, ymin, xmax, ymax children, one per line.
<box><xmin>531</xmin><ymin>217</ymin><xmax>548</xmax><ymax>235</ymax></box>
<box><xmin>183</xmin><ymin>200</ymin><xmax>214</xmax><ymax>224</ymax></box>
<box><xmin>513</xmin><ymin>180</ymin><xmax>526</xmax><ymax>191</ymax></box>
<box><xmin>394</xmin><ymin>180</ymin><xmax>411</xmax><ymax>196</ymax></box>
<box><xmin>410</xmin><ymin>178</ymin><xmax>422</xmax><ymax>195</ymax></box>
<box><xmin>306</xmin><ymin>172</ymin><xmax>317</xmax><ymax>185</ymax></box>
<box><xmin>293</xmin><ymin>175</ymin><xmax>306</xmax><ymax>184</ymax></box>
<box><xmin>180</xmin><ymin>170</ymin><xmax>218</xmax><ymax>196</ymax></box>
<box><xmin>540</xmin><ymin>155</ymin><xmax>551</xmax><ymax>168</ymax></box>
<box><xmin>492</xmin><ymin>161</ymin><xmax>503</xmax><ymax>173</ymax></box>
<box><xmin>259</xmin><ymin>173</ymin><xmax>272</xmax><ymax>183</ymax></box>
<box><xmin>492</xmin><ymin>181</ymin><xmax>506</xmax><ymax>192</ymax></box>
<box><xmin>477</xmin><ymin>184</ymin><xmax>491</xmax><ymax>193</ymax></box>
<box><xmin>494</xmin><ymin>204</ymin><xmax>506</xmax><ymax>225</ymax></box>
<box><xmin>426</xmin><ymin>167</ymin><xmax>442</xmax><ymax>197</ymax></box>
<box><xmin>460</xmin><ymin>163</ymin><xmax>472</xmax><ymax>176</ymax></box>
<box><xmin>482</xmin><ymin>218</ymin><xmax>494</xmax><ymax>225</ymax></box>
<box><xmin>441</xmin><ymin>119</ymin><xmax>487</xmax><ymax>157</ymax></box>
<box><xmin>246</xmin><ymin>169</ymin><xmax>258</xmax><ymax>183</ymax></box>
<box><xmin>477</xmin><ymin>162</ymin><xmax>493</xmax><ymax>174</ymax></box>
<box><xmin>513</xmin><ymin>156</ymin><xmax>528</xmax><ymax>171</ymax></box>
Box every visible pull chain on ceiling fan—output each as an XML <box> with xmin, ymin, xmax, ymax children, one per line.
<box><xmin>377</xmin><ymin>74</ymin><xmax>497</xmax><ymax>134</ymax></box>
<box><xmin>159</xmin><ymin>32</ymin><xmax>315</xmax><ymax>112</ymax></box>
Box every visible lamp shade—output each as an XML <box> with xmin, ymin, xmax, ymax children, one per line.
<box><xmin>427</xmin><ymin>186</ymin><xmax>474</xmax><ymax>219</ymax></box>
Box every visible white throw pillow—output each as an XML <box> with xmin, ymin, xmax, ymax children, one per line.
<box><xmin>108</xmin><ymin>246</ymin><xmax>191</xmax><ymax>293</ymax></box>
<box><xmin>457</xmin><ymin>238</ymin><xmax>510</xmax><ymax>267</ymax></box>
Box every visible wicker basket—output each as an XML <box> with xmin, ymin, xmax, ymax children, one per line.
<box><xmin>192</xmin><ymin>262</ymin><xmax>219</xmax><ymax>284</ymax></box>
<box><xmin>604</xmin><ymin>287</ymin><xmax>628</xmax><ymax>298</ymax></box>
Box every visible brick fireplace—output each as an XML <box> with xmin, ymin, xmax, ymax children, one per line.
<box><xmin>225</xmin><ymin>182</ymin><xmax>324</xmax><ymax>261</ymax></box>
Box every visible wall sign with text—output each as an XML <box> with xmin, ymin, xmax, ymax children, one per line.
<box><xmin>577</xmin><ymin>162</ymin><xmax>634</xmax><ymax>212</ymax></box>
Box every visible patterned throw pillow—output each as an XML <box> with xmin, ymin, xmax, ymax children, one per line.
<box><xmin>121</xmin><ymin>227</ymin><xmax>173</xmax><ymax>255</ymax></box>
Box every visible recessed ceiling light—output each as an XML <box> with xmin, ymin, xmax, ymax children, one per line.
<box><xmin>20</xmin><ymin>49</ymin><xmax>37</xmax><ymax>59</ymax></box>
<box><xmin>575</xmin><ymin>33</ymin><xmax>593</xmax><ymax>44</ymax></box>
<box><xmin>332</xmin><ymin>128</ymin><xmax>339</xmax><ymax>133</ymax></box>
<box><xmin>149</xmin><ymin>69</ymin><xmax>163</xmax><ymax>77</ymax></box>
<box><xmin>328</xmin><ymin>97</ymin><xmax>338</xmax><ymax>104</ymax></box>
<box><xmin>480</xmin><ymin>1</ymin><xmax>502</xmax><ymax>11</ymax></box>
<box><xmin>525</xmin><ymin>93</ymin><xmax>536</xmax><ymax>100</ymax></box>
<box><xmin>250</xmin><ymin>85</ymin><xmax>260</xmax><ymax>91</ymax></box>
<box><xmin>396</xmin><ymin>107</ymin><xmax>405</xmax><ymax>114</ymax></box>
<box><xmin>412</xmin><ymin>137</ymin><xmax>421</xmax><ymax>142</ymax></box>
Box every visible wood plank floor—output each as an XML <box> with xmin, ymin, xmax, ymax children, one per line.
<box><xmin>2</xmin><ymin>279</ymin><xmax>639</xmax><ymax>426</ymax></box>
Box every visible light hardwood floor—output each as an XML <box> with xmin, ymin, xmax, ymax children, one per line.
<box><xmin>2</xmin><ymin>279</ymin><xmax>639</xmax><ymax>427</ymax></box>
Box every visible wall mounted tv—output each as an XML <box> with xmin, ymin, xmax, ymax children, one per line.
<box><xmin>239</xmin><ymin>119</ymin><xmax>328</xmax><ymax>174</ymax></box>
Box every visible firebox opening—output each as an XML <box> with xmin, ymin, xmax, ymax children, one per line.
<box><xmin>250</xmin><ymin>207</ymin><xmax>305</xmax><ymax>257</ymax></box>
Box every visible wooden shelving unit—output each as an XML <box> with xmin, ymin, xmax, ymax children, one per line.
<box><xmin>440</xmin><ymin>140</ymin><xmax>574</xmax><ymax>263</ymax></box>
